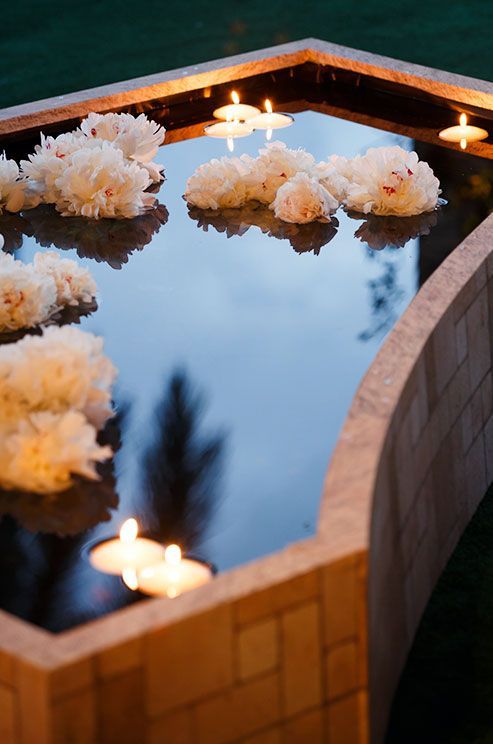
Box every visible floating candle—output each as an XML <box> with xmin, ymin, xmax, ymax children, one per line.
<box><xmin>213</xmin><ymin>91</ymin><xmax>260</xmax><ymax>121</ymax></box>
<box><xmin>89</xmin><ymin>518</ymin><xmax>164</xmax><ymax>575</ymax></box>
<box><xmin>249</xmin><ymin>99</ymin><xmax>294</xmax><ymax>131</ymax></box>
<box><xmin>439</xmin><ymin>113</ymin><xmax>488</xmax><ymax>148</ymax></box>
<box><xmin>204</xmin><ymin>116</ymin><xmax>254</xmax><ymax>139</ymax></box>
<box><xmin>136</xmin><ymin>544</ymin><xmax>213</xmax><ymax>598</ymax></box>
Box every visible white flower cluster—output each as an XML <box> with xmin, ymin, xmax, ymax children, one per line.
<box><xmin>0</xmin><ymin>327</ymin><xmax>116</xmax><ymax>494</ymax></box>
<box><xmin>0</xmin><ymin>251</ymin><xmax>97</xmax><ymax>332</ymax></box>
<box><xmin>185</xmin><ymin>143</ymin><xmax>441</xmax><ymax>222</ymax></box>
<box><xmin>20</xmin><ymin>112</ymin><xmax>165</xmax><ymax>219</ymax></box>
<box><xmin>0</xmin><ymin>153</ymin><xmax>37</xmax><ymax>215</ymax></box>
<box><xmin>185</xmin><ymin>142</ymin><xmax>338</xmax><ymax>224</ymax></box>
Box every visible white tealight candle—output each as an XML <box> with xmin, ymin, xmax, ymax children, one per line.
<box><xmin>204</xmin><ymin>117</ymin><xmax>254</xmax><ymax>139</ymax></box>
<box><xmin>439</xmin><ymin>113</ymin><xmax>488</xmax><ymax>148</ymax></box>
<box><xmin>136</xmin><ymin>544</ymin><xmax>213</xmax><ymax>598</ymax></box>
<box><xmin>249</xmin><ymin>99</ymin><xmax>294</xmax><ymax>131</ymax></box>
<box><xmin>213</xmin><ymin>91</ymin><xmax>260</xmax><ymax>121</ymax></box>
<box><xmin>89</xmin><ymin>518</ymin><xmax>164</xmax><ymax>575</ymax></box>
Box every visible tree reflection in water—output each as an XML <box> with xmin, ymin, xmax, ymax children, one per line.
<box><xmin>140</xmin><ymin>370</ymin><xmax>226</xmax><ymax>553</ymax></box>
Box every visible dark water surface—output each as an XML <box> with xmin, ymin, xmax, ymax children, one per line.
<box><xmin>1</xmin><ymin>109</ymin><xmax>492</xmax><ymax>631</ymax></box>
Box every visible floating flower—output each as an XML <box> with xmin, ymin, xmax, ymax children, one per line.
<box><xmin>0</xmin><ymin>253</ymin><xmax>57</xmax><ymax>332</ymax></box>
<box><xmin>245</xmin><ymin>142</ymin><xmax>317</xmax><ymax>204</ymax></box>
<box><xmin>184</xmin><ymin>155</ymin><xmax>253</xmax><ymax>210</ymax></box>
<box><xmin>315</xmin><ymin>154</ymin><xmax>353</xmax><ymax>203</ymax></box>
<box><xmin>0</xmin><ymin>411</ymin><xmax>112</xmax><ymax>494</ymax></box>
<box><xmin>54</xmin><ymin>142</ymin><xmax>155</xmax><ymax>219</ymax></box>
<box><xmin>0</xmin><ymin>154</ymin><xmax>30</xmax><ymax>214</ymax></box>
<box><xmin>0</xmin><ymin>251</ymin><xmax>97</xmax><ymax>333</ymax></box>
<box><xmin>0</xmin><ymin>326</ymin><xmax>117</xmax><ymax>429</ymax></box>
<box><xmin>271</xmin><ymin>172</ymin><xmax>339</xmax><ymax>224</ymax></box>
<box><xmin>343</xmin><ymin>146</ymin><xmax>441</xmax><ymax>216</ymax></box>
<box><xmin>80</xmin><ymin>112</ymin><xmax>165</xmax><ymax>182</ymax></box>
<box><xmin>20</xmin><ymin>132</ymin><xmax>88</xmax><ymax>203</ymax></box>
<box><xmin>33</xmin><ymin>251</ymin><xmax>97</xmax><ymax>306</ymax></box>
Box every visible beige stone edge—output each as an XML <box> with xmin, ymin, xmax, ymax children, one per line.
<box><xmin>1</xmin><ymin>38</ymin><xmax>492</xmax><ymax>135</ymax></box>
<box><xmin>0</xmin><ymin>39</ymin><xmax>492</xmax><ymax>670</ymax></box>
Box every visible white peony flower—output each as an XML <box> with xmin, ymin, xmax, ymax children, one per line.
<box><xmin>184</xmin><ymin>155</ymin><xmax>253</xmax><ymax>210</ymax></box>
<box><xmin>245</xmin><ymin>142</ymin><xmax>317</xmax><ymax>204</ymax></box>
<box><xmin>20</xmin><ymin>132</ymin><xmax>88</xmax><ymax>203</ymax></box>
<box><xmin>0</xmin><ymin>411</ymin><xmax>112</xmax><ymax>494</ymax></box>
<box><xmin>271</xmin><ymin>172</ymin><xmax>339</xmax><ymax>224</ymax></box>
<box><xmin>54</xmin><ymin>142</ymin><xmax>155</xmax><ymax>219</ymax></box>
<box><xmin>0</xmin><ymin>252</ymin><xmax>58</xmax><ymax>332</ymax></box>
<box><xmin>33</xmin><ymin>251</ymin><xmax>97</xmax><ymax>306</ymax></box>
<box><xmin>343</xmin><ymin>146</ymin><xmax>441</xmax><ymax>216</ymax></box>
<box><xmin>80</xmin><ymin>112</ymin><xmax>165</xmax><ymax>182</ymax></box>
<box><xmin>0</xmin><ymin>326</ymin><xmax>117</xmax><ymax>429</ymax></box>
<box><xmin>0</xmin><ymin>153</ymin><xmax>30</xmax><ymax>214</ymax></box>
<box><xmin>0</xmin><ymin>233</ymin><xmax>4</xmax><ymax>249</ymax></box>
<box><xmin>314</xmin><ymin>154</ymin><xmax>353</xmax><ymax>203</ymax></box>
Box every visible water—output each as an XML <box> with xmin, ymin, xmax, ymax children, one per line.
<box><xmin>1</xmin><ymin>108</ymin><xmax>491</xmax><ymax>631</ymax></box>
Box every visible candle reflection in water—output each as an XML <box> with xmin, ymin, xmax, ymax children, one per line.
<box><xmin>439</xmin><ymin>113</ymin><xmax>488</xmax><ymax>149</ymax></box>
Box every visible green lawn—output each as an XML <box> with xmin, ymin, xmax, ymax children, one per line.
<box><xmin>1</xmin><ymin>0</ymin><xmax>492</xmax><ymax>109</ymax></box>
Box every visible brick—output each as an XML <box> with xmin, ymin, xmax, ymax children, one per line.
<box><xmin>148</xmin><ymin>706</ymin><xmax>194</xmax><ymax>744</ymax></box>
<box><xmin>53</xmin><ymin>688</ymin><xmax>97</xmax><ymax>744</ymax></box>
<box><xmin>466</xmin><ymin>290</ymin><xmax>490</xmax><ymax>390</ymax></box>
<box><xmin>146</xmin><ymin>606</ymin><xmax>233</xmax><ymax>717</ymax></box>
<box><xmin>195</xmin><ymin>673</ymin><xmax>280</xmax><ymax>744</ymax></box>
<box><xmin>16</xmin><ymin>660</ymin><xmax>51</xmax><ymax>744</ymax></box>
<box><xmin>50</xmin><ymin>657</ymin><xmax>93</xmax><ymax>701</ymax></box>
<box><xmin>243</xmin><ymin>729</ymin><xmax>281</xmax><ymax>744</ymax></box>
<box><xmin>283</xmin><ymin>708</ymin><xmax>323</xmax><ymax>742</ymax></box>
<box><xmin>481</xmin><ymin>373</ymin><xmax>493</xmax><ymax>422</ymax></box>
<box><xmin>234</xmin><ymin>571</ymin><xmax>319</xmax><ymax>626</ymax></box>
<box><xmin>326</xmin><ymin>641</ymin><xmax>358</xmax><ymax>701</ymax></box>
<box><xmin>432</xmin><ymin>311</ymin><xmax>457</xmax><ymax>396</ymax></box>
<box><xmin>238</xmin><ymin>618</ymin><xmax>278</xmax><ymax>682</ymax></box>
<box><xmin>455</xmin><ymin>315</ymin><xmax>468</xmax><ymax>365</ymax></box>
<box><xmin>0</xmin><ymin>686</ymin><xmax>16</xmax><ymax>744</ymax></box>
<box><xmin>97</xmin><ymin>637</ymin><xmax>142</xmax><ymax>679</ymax></box>
<box><xmin>322</xmin><ymin>558</ymin><xmax>357</xmax><ymax>646</ymax></box>
<box><xmin>0</xmin><ymin>650</ymin><xmax>14</xmax><ymax>687</ymax></box>
<box><xmin>99</xmin><ymin>669</ymin><xmax>144</xmax><ymax>744</ymax></box>
<box><xmin>281</xmin><ymin>602</ymin><xmax>322</xmax><ymax>717</ymax></box>
<box><xmin>327</xmin><ymin>692</ymin><xmax>367</xmax><ymax>744</ymax></box>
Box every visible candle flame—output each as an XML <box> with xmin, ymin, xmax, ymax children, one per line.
<box><xmin>120</xmin><ymin>518</ymin><xmax>138</xmax><ymax>544</ymax></box>
<box><xmin>460</xmin><ymin>113</ymin><xmax>468</xmax><ymax>127</ymax></box>
<box><xmin>232</xmin><ymin>91</ymin><xmax>240</xmax><ymax>105</ymax></box>
<box><xmin>266</xmin><ymin>128</ymin><xmax>273</xmax><ymax>141</ymax></box>
<box><xmin>122</xmin><ymin>567</ymin><xmax>139</xmax><ymax>591</ymax></box>
<box><xmin>227</xmin><ymin>136</ymin><xmax>235</xmax><ymax>152</ymax></box>
<box><xmin>460</xmin><ymin>137</ymin><xmax>468</xmax><ymax>150</ymax></box>
<box><xmin>265</xmin><ymin>99</ymin><xmax>273</xmax><ymax>114</ymax></box>
<box><xmin>165</xmin><ymin>544</ymin><xmax>182</xmax><ymax>565</ymax></box>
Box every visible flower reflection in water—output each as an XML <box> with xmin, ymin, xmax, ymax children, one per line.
<box><xmin>350</xmin><ymin>210</ymin><xmax>439</xmax><ymax>251</ymax></box>
<box><xmin>23</xmin><ymin>204</ymin><xmax>169</xmax><ymax>269</ymax></box>
<box><xmin>0</xmin><ymin>213</ymin><xmax>34</xmax><ymax>252</ymax></box>
<box><xmin>188</xmin><ymin>203</ymin><xmax>338</xmax><ymax>255</ymax></box>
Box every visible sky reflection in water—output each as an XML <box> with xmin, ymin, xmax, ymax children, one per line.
<box><xmin>1</xmin><ymin>110</ymin><xmax>490</xmax><ymax>630</ymax></box>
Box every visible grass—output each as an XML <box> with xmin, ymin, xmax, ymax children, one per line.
<box><xmin>1</xmin><ymin>0</ymin><xmax>492</xmax><ymax>109</ymax></box>
<box><xmin>387</xmin><ymin>486</ymin><xmax>493</xmax><ymax>743</ymax></box>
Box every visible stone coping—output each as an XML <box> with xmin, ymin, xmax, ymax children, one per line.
<box><xmin>0</xmin><ymin>39</ymin><xmax>492</xmax><ymax>681</ymax></box>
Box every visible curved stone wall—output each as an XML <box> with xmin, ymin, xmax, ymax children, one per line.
<box><xmin>319</xmin><ymin>212</ymin><xmax>493</xmax><ymax>742</ymax></box>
